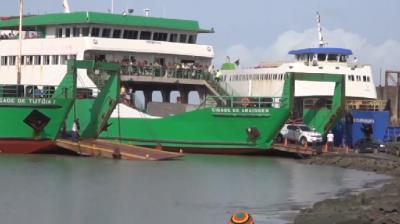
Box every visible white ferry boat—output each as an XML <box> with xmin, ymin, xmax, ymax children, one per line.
<box><xmin>219</xmin><ymin>13</ymin><xmax>377</xmax><ymax>101</ymax></box>
<box><xmin>0</xmin><ymin>7</ymin><xmax>214</xmax><ymax>92</ymax></box>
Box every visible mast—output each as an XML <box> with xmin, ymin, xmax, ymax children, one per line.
<box><xmin>111</xmin><ymin>0</ymin><xmax>114</xmax><ymax>13</ymax></box>
<box><xmin>17</xmin><ymin>0</ymin><xmax>23</xmax><ymax>85</ymax></box>
<box><xmin>316</xmin><ymin>11</ymin><xmax>327</xmax><ymax>48</ymax></box>
<box><xmin>63</xmin><ymin>0</ymin><xmax>71</xmax><ymax>13</ymax></box>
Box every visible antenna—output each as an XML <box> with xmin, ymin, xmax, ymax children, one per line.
<box><xmin>63</xmin><ymin>0</ymin><xmax>71</xmax><ymax>13</ymax></box>
<box><xmin>316</xmin><ymin>11</ymin><xmax>327</xmax><ymax>47</ymax></box>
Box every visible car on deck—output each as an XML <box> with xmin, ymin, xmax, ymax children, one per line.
<box><xmin>276</xmin><ymin>123</ymin><xmax>323</xmax><ymax>145</ymax></box>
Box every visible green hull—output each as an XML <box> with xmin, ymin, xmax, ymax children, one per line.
<box><xmin>101</xmin><ymin>106</ymin><xmax>290</xmax><ymax>152</ymax></box>
<box><xmin>93</xmin><ymin>72</ymin><xmax>344</xmax><ymax>154</ymax></box>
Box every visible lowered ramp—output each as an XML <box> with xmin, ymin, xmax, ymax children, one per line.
<box><xmin>56</xmin><ymin>139</ymin><xmax>182</xmax><ymax>161</ymax></box>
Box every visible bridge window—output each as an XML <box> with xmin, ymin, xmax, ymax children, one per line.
<box><xmin>327</xmin><ymin>54</ymin><xmax>338</xmax><ymax>62</ymax></box>
<box><xmin>73</xmin><ymin>27</ymin><xmax>80</xmax><ymax>37</ymax></box>
<box><xmin>179</xmin><ymin>34</ymin><xmax>187</xmax><ymax>43</ymax></box>
<box><xmin>102</xmin><ymin>28</ymin><xmax>111</xmax><ymax>38</ymax></box>
<box><xmin>169</xmin><ymin>33</ymin><xmax>178</xmax><ymax>42</ymax></box>
<box><xmin>65</xmin><ymin>28</ymin><xmax>71</xmax><ymax>37</ymax></box>
<box><xmin>339</xmin><ymin>55</ymin><xmax>347</xmax><ymax>62</ymax></box>
<box><xmin>55</xmin><ymin>28</ymin><xmax>63</xmax><ymax>38</ymax></box>
<box><xmin>82</xmin><ymin>27</ymin><xmax>90</xmax><ymax>37</ymax></box>
<box><xmin>317</xmin><ymin>54</ymin><xmax>326</xmax><ymax>61</ymax></box>
<box><xmin>91</xmin><ymin>27</ymin><xmax>100</xmax><ymax>37</ymax></box>
<box><xmin>112</xmin><ymin>29</ymin><xmax>121</xmax><ymax>38</ymax></box>
<box><xmin>348</xmin><ymin>75</ymin><xmax>355</xmax><ymax>81</ymax></box>
<box><xmin>140</xmin><ymin>31</ymin><xmax>152</xmax><ymax>40</ymax></box>
<box><xmin>188</xmin><ymin>35</ymin><xmax>196</xmax><ymax>44</ymax></box>
<box><xmin>153</xmin><ymin>32</ymin><xmax>168</xmax><ymax>41</ymax></box>
<box><xmin>123</xmin><ymin>30</ymin><xmax>138</xmax><ymax>39</ymax></box>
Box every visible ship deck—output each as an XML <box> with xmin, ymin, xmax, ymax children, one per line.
<box><xmin>55</xmin><ymin>139</ymin><xmax>183</xmax><ymax>161</ymax></box>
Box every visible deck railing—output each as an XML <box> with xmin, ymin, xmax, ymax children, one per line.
<box><xmin>0</xmin><ymin>85</ymin><xmax>57</xmax><ymax>98</ymax></box>
<box><xmin>120</xmin><ymin>65</ymin><xmax>214</xmax><ymax>80</ymax></box>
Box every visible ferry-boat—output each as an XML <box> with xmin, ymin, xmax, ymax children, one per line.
<box><xmin>219</xmin><ymin>12</ymin><xmax>389</xmax><ymax>146</ymax></box>
<box><xmin>0</xmin><ymin>7</ymin><xmax>214</xmax><ymax>91</ymax></box>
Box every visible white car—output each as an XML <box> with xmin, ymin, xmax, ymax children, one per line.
<box><xmin>276</xmin><ymin>124</ymin><xmax>323</xmax><ymax>145</ymax></box>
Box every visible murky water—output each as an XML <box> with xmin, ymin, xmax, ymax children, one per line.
<box><xmin>0</xmin><ymin>154</ymin><xmax>390</xmax><ymax>224</ymax></box>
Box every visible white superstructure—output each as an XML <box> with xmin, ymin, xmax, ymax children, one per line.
<box><xmin>0</xmin><ymin>11</ymin><xmax>214</xmax><ymax>90</ymax></box>
<box><xmin>219</xmin><ymin>13</ymin><xmax>376</xmax><ymax>100</ymax></box>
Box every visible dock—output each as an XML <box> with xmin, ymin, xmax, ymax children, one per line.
<box><xmin>272</xmin><ymin>142</ymin><xmax>351</xmax><ymax>157</ymax></box>
<box><xmin>55</xmin><ymin>139</ymin><xmax>183</xmax><ymax>161</ymax></box>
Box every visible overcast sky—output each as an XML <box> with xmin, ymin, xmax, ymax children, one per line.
<box><xmin>1</xmin><ymin>0</ymin><xmax>400</xmax><ymax>85</ymax></box>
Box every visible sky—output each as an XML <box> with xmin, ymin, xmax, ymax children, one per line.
<box><xmin>1</xmin><ymin>0</ymin><xmax>400</xmax><ymax>85</ymax></box>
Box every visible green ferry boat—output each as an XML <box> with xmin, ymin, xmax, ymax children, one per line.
<box><xmin>99</xmin><ymin>72</ymin><xmax>344</xmax><ymax>154</ymax></box>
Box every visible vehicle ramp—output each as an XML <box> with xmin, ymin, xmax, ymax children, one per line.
<box><xmin>55</xmin><ymin>139</ymin><xmax>182</xmax><ymax>160</ymax></box>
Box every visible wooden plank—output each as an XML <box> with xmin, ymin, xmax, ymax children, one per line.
<box><xmin>55</xmin><ymin>139</ymin><xmax>183</xmax><ymax>161</ymax></box>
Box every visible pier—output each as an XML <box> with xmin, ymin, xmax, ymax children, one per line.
<box><xmin>55</xmin><ymin>139</ymin><xmax>183</xmax><ymax>161</ymax></box>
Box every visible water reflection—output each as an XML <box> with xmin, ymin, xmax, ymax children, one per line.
<box><xmin>0</xmin><ymin>154</ymin><xmax>390</xmax><ymax>224</ymax></box>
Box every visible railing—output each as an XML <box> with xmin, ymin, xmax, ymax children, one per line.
<box><xmin>120</xmin><ymin>65</ymin><xmax>214</xmax><ymax>80</ymax></box>
<box><xmin>204</xmin><ymin>96</ymin><xmax>283</xmax><ymax>108</ymax></box>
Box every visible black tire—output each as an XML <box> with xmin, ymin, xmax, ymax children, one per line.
<box><xmin>276</xmin><ymin>134</ymin><xmax>283</xmax><ymax>143</ymax></box>
<box><xmin>299</xmin><ymin>137</ymin><xmax>308</xmax><ymax>146</ymax></box>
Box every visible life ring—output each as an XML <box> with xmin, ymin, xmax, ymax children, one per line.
<box><xmin>240</xmin><ymin>97</ymin><xmax>250</xmax><ymax>107</ymax></box>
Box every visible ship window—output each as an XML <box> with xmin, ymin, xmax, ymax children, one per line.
<box><xmin>65</xmin><ymin>28</ymin><xmax>71</xmax><ymax>37</ymax></box>
<box><xmin>153</xmin><ymin>32</ymin><xmax>168</xmax><ymax>41</ymax></box>
<box><xmin>339</xmin><ymin>55</ymin><xmax>347</xmax><ymax>62</ymax></box>
<box><xmin>123</xmin><ymin>30</ymin><xmax>138</xmax><ymax>39</ymax></box>
<box><xmin>8</xmin><ymin>56</ymin><xmax>16</xmax><ymax>65</ymax></box>
<box><xmin>113</xmin><ymin>29</ymin><xmax>121</xmax><ymax>38</ymax></box>
<box><xmin>188</xmin><ymin>35</ymin><xmax>196</xmax><ymax>44</ymax></box>
<box><xmin>91</xmin><ymin>27</ymin><xmax>100</xmax><ymax>37</ymax></box>
<box><xmin>317</xmin><ymin>54</ymin><xmax>326</xmax><ymax>61</ymax></box>
<box><xmin>60</xmin><ymin>55</ymin><xmax>68</xmax><ymax>65</ymax></box>
<box><xmin>0</xmin><ymin>56</ymin><xmax>6</xmax><ymax>66</ymax></box>
<box><xmin>55</xmin><ymin>28</ymin><xmax>63</xmax><ymax>38</ymax></box>
<box><xmin>169</xmin><ymin>33</ymin><xmax>178</xmax><ymax>42</ymax></box>
<box><xmin>139</xmin><ymin>31</ymin><xmax>151</xmax><ymax>40</ymax></box>
<box><xmin>82</xmin><ymin>27</ymin><xmax>90</xmax><ymax>37</ymax></box>
<box><xmin>52</xmin><ymin>55</ymin><xmax>59</xmax><ymax>65</ymax></box>
<box><xmin>20</xmin><ymin>56</ymin><xmax>25</xmax><ymax>65</ymax></box>
<box><xmin>102</xmin><ymin>28</ymin><xmax>111</xmax><ymax>38</ymax></box>
<box><xmin>43</xmin><ymin>55</ymin><xmax>50</xmax><ymax>65</ymax></box>
<box><xmin>179</xmin><ymin>34</ymin><xmax>187</xmax><ymax>43</ymax></box>
<box><xmin>356</xmin><ymin>75</ymin><xmax>361</xmax><ymax>81</ymax></box>
<box><xmin>69</xmin><ymin>55</ymin><xmax>76</xmax><ymax>60</ymax></box>
<box><xmin>362</xmin><ymin>76</ymin><xmax>367</xmax><ymax>82</ymax></box>
<box><xmin>72</xmin><ymin>27</ymin><xmax>80</xmax><ymax>37</ymax></box>
<box><xmin>34</xmin><ymin>55</ymin><xmax>41</xmax><ymax>65</ymax></box>
<box><xmin>26</xmin><ymin>56</ymin><xmax>33</xmax><ymax>65</ymax></box>
<box><xmin>327</xmin><ymin>54</ymin><xmax>338</xmax><ymax>62</ymax></box>
<box><xmin>367</xmin><ymin>76</ymin><xmax>370</xmax><ymax>82</ymax></box>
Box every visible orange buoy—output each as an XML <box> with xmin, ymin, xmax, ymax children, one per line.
<box><xmin>229</xmin><ymin>211</ymin><xmax>254</xmax><ymax>224</ymax></box>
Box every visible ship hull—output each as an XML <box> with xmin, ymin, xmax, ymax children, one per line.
<box><xmin>0</xmin><ymin>139</ymin><xmax>54</xmax><ymax>154</ymax></box>
<box><xmin>100</xmin><ymin>106</ymin><xmax>290</xmax><ymax>154</ymax></box>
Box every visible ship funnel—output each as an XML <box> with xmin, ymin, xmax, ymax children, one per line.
<box><xmin>144</xmin><ymin>8</ymin><xmax>150</xmax><ymax>17</ymax></box>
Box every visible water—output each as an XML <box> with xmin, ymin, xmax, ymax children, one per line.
<box><xmin>0</xmin><ymin>154</ymin><xmax>390</xmax><ymax>224</ymax></box>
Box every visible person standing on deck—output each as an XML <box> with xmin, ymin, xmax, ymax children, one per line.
<box><xmin>72</xmin><ymin>118</ymin><xmax>80</xmax><ymax>142</ymax></box>
<box><xmin>327</xmin><ymin>130</ymin><xmax>334</xmax><ymax>152</ymax></box>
